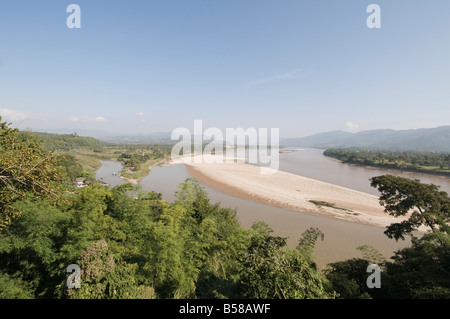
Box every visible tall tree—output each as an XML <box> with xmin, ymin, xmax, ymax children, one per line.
<box><xmin>0</xmin><ymin>117</ymin><xmax>63</xmax><ymax>229</ymax></box>
<box><xmin>0</xmin><ymin>196</ymin><xmax>70</xmax><ymax>298</ymax></box>
<box><xmin>370</xmin><ymin>175</ymin><xmax>450</xmax><ymax>242</ymax></box>
<box><xmin>240</xmin><ymin>222</ymin><xmax>334</xmax><ymax>299</ymax></box>
<box><xmin>327</xmin><ymin>175</ymin><xmax>450</xmax><ymax>299</ymax></box>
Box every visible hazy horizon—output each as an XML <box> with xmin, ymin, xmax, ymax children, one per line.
<box><xmin>21</xmin><ymin>123</ymin><xmax>450</xmax><ymax>141</ymax></box>
<box><xmin>1</xmin><ymin>1</ymin><xmax>449</xmax><ymax>138</ymax></box>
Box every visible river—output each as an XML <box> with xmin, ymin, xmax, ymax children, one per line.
<box><xmin>279</xmin><ymin>148</ymin><xmax>450</xmax><ymax>195</ymax></box>
<box><xmin>95</xmin><ymin>161</ymin><xmax>126</xmax><ymax>187</ymax></box>
<box><xmin>96</xmin><ymin>149</ymin><xmax>450</xmax><ymax>268</ymax></box>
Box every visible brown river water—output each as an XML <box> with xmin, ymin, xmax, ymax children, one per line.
<box><xmin>97</xmin><ymin>149</ymin><xmax>450</xmax><ymax>269</ymax></box>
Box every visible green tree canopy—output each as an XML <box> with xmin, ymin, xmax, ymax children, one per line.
<box><xmin>240</xmin><ymin>222</ymin><xmax>334</xmax><ymax>299</ymax></box>
<box><xmin>0</xmin><ymin>117</ymin><xmax>63</xmax><ymax>230</ymax></box>
<box><xmin>370</xmin><ymin>175</ymin><xmax>450</xmax><ymax>242</ymax></box>
<box><xmin>326</xmin><ymin>175</ymin><xmax>450</xmax><ymax>299</ymax></box>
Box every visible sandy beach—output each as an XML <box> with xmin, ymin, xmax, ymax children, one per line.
<box><xmin>184</xmin><ymin>155</ymin><xmax>409</xmax><ymax>229</ymax></box>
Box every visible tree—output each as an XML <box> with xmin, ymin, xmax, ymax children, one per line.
<box><xmin>0</xmin><ymin>196</ymin><xmax>70</xmax><ymax>298</ymax></box>
<box><xmin>174</xmin><ymin>179</ymin><xmax>250</xmax><ymax>299</ymax></box>
<box><xmin>240</xmin><ymin>222</ymin><xmax>334</xmax><ymax>299</ymax></box>
<box><xmin>381</xmin><ymin>235</ymin><xmax>450</xmax><ymax>298</ymax></box>
<box><xmin>60</xmin><ymin>184</ymin><xmax>126</xmax><ymax>263</ymax></box>
<box><xmin>370</xmin><ymin>175</ymin><xmax>450</xmax><ymax>242</ymax></box>
<box><xmin>174</xmin><ymin>178</ymin><xmax>211</xmax><ymax>224</ymax></box>
<box><xmin>325</xmin><ymin>258</ymin><xmax>372</xmax><ymax>299</ymax></box>
<box><xmin>369</xmin><ymin>176</ymin><xmax>450</xmax><ymax>298</ymax></box>
<box><xmin>0</xmin><ymin>117</ymin><xmax>63</xmax><ymax>229</ymax></box>
<box><xmin>327</xmin><ymin>175</ymin><xmax>450</xmax><ymax>299</ymax></box>
<box><xmin>324</xmin><ymin>246</ymin><xmax>386</xmax><ymax>299</ymax></box>
<box><xmin>56</xmin><ymin>155</ymin><xmax>83</xmax><ymax>182</ymax></box>
<box><xmin>296</xmin><ymin>227</ymin><xmax>324</xmax><ymax>268</ymax></box>
<box><xmin>0</xmin><ymin>271</ymin><xmax>34</xmax><ymax>299</ymax></box>
<box><xmin>62</xmin><ymin>240</ymin><xmax>155</xmax><ymax>299</ymax></box>
<box><xmin>142</xmin><ymin>202</ymin><xmax>198</xmax><ymax>298</ymax></box>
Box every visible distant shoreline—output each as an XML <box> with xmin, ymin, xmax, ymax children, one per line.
<box><xmin>323</xmin><ymin>155</ymin><xmax>450</xmax><ymax>179</ymax></box>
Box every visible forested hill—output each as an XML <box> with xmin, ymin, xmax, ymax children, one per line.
<box><xmin>282</xmin><ymin>126</ymin><xmax>450</xmax><ymax>152</ymax></box>
<box><xmin>32</xmin><ymin>132</ymin><xmax>104</xmax><ymax>151</ymax></box>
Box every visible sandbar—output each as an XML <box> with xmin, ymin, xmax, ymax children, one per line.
<box><xmin>183</xmin><ymin>155</ymin><xmax>410</xmax><ymax>229</ymax></box>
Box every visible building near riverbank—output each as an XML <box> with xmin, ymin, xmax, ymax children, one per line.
<box><xmin>73</xmin><ymin>177</ymin><xmax>87</xmax><ymax>188</ymax></box>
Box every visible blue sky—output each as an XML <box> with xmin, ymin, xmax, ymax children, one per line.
<box><xmin>0</xmin><ymin>0</ymin><xmax>449</xmax><ymax>137</ymax></box>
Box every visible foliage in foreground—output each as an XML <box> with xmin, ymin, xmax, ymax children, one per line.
<box><xmin>325</xmin><ymin>175</ymin><xmax>450</xmax><ymax>299</ymax></box>
<box><xmin>1</xmin><ymin>118</ymin><xmax>450</xmax><ymax>299</ymax></box>
<box><xmin>0</xmin><ymin>180</ymin><xmax>335</xmax><ymax>299</ymax></box>
<box><xmin>0</xmin><ymin>118</ymin><xmax>63</xmax><ymax>230</ymax></box>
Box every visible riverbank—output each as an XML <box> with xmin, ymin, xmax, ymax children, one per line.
<box><xmin>131</xmin><ymin>157</ymin><xmax>417</xmax><ymax>268</ymax></box>
<box><xmin>323</xmin><ymin>150</ymin><xmax>450</xmax><ymax>178</ymax></box>
<box><xmin>184</xmin><ymin>155</ymin><xmax>411</xmax><ymax>229</ymax></box>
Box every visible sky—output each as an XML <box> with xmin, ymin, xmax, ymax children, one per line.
<box><xmin>0</xmin><ymin>0</ymin><xmax>449</xmax><ymax>138</ymax></box>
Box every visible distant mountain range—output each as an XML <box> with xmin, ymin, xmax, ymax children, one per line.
<box><xmin>281</xmin><ymin>126</ymin><xmax>450</xmax><ymax>152</ymax></box>
<box><xmin>33</xmin><ymin>126</ymin><xmax>450</xmax><ymax>152</ymax></box>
